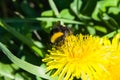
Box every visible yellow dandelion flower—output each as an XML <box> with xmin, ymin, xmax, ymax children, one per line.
<box><xmin>43</xmin><ymin>34</ymin><xmax>120</xmax><ymax>80</ymax></box>
<box><xmin>103</xmin><ymin>34</ymin><xmax>120</xmax><ymax>80</ymax></box>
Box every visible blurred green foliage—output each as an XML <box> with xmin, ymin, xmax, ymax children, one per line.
<box><xmin>0</xmin><ymin>0</ymin><xmax>120</xmax><ymax>80</ymax></box>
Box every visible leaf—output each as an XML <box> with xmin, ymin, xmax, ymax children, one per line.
<box><xmin>60</xmin><ymin>9</ymin><xmax>75</xmax><ymax>19</ymax></box>
<box><xmin>108</xmin><ymin>7</ymin><xmax>120</xmax><ymax>15</ymax></box>
<box><xmin>92</xmin><ymin>0</ymin><xmax>119</xmax><ymax>21</ymax></box>
<box><xmin>102</xmin><ymin>14</ymin><xmax>119</xmax><ymax>30</ymax></box>
<box><xmin>87</xmin><ymin>26</ymin><xmax>96</xmax><ymax>35</ymax></box>
<box><xmin>103</xmin><ymin>29</ymin><xmax>120</xmax><ymax>38</ymax></box>
<box><xmin>41</xmin><ymin>10</ymin><xmax>54</xmax><ymax>17</ymax></box>
<box><xmin>0</xmin><ymin>42</ymin><xmax>50</xmax><ymax>79</ymax></box>
<box><xmin>94</xmin><ymin>25</ymin><xmax>107</xmax><ymax>33</ymax></box>
<box><xmin>70</xmin><ymin>0</ymin><xmax>82</xmax><ymax>18</ymax></box>
<box><xmin>0</xmin><ymin>63</ymin><xmax>14</xmax><ymax>79</ymax></box>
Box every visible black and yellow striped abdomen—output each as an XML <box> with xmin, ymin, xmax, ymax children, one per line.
<box><xmin>50</xmin><ymin>24</ymin><xmax>72</xmax><ymax>45</ymax></box>
<box><xmin>50</xmin><ymin>31</ymin><xmax>64</xmax><ymax>43</ymax></box>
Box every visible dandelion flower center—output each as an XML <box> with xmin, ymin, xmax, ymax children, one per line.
<box><xmin>42</xmin><ymin>34</ymin><xmax>120</xmax><ymax>80</ymax></box>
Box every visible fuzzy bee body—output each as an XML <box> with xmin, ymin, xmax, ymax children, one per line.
<box><xmin>50</xmin><ymin>24</ymin><xmax>72</xmax><ymax>45</ymax></box>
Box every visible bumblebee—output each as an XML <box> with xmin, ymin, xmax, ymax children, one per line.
<box><xmin>50</xmin><ymin>24</ymin><xmax>72</xmax><ymax>45</ymax></box>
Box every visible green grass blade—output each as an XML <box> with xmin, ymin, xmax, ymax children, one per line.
<box><xmin>0</xmin><ymin>20</ymin><xmax>44</xmax><ymax>57</ymax></box>
<box><xmin>35</xmin><ymin>17</ymin><xmax>83</xmax><ymax>25</ymax></box>
<box><xmin>0</xmin><ymin>42</ymin><xmax>49</xmax><ymax>79</ymax></box>
<box><xmin>48</xmin><ymin>0</ymin><xmax>60</xmax><ymax>17</ymax></box>
<box><xmin>2</xmin><ymin>18</ymin><xmax>83</xmax><ymax>25</ymax></box>
<box><xmin>103</xmin><ymin>29</ymin><xmax>120</xmax><ymax>38</ymax></box>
